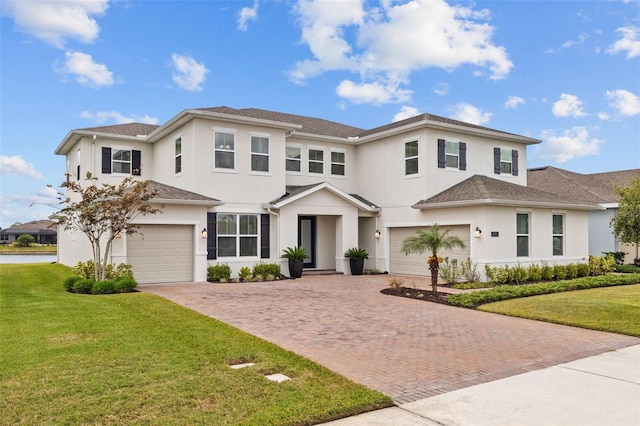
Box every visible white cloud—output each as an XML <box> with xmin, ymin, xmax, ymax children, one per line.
<box><xmin>2</xmin><ymin>0</ymin><xmax>109</xmax><ymax>48</ymax></box>
<box><xmin>290</xmin><ymin>0</ymin><xmax>512</xmax><ymax>105</ymax></box>
<box><xmin>335</xmin><ymin>79</ymin><xmax>412</xmax><ymax>104</ymax></box>
<box><xmin>0</xmin><ymin>155</ymin><xmax>43</xmax><ymax>180</ymax></box>
<box><xmin>607</xmin><ymin>26</ymin><xmax>640</xmax><ymax>59</ymax></box>
<box><xmin>605</xmin><ymin>89</ymin><xmax>640</xmax><ymax>116</ymax></box>
<box><xmin>171</xmin><ymin>53</ymin><xmax>209</xmax><ymax>92</ymax></box>
<box><xmin>59</xmin><ymin>51</ymin><xmax>114</xmax><ymax>87</ymax></box>
<box><xmin>505</xmin><ymin>95</ymin><xmax>525</xmax><ymax>109</ymax></box>
<box><xmin>433</xmin><ymin>82</ymin><xmax>449</xmax><ymax>96</ymax></box>
<box><xmin>393</xmin><ymin>106</ymin><xmax>420</xmax><ymax>122</ymax></box>
<box><xmin>537</xmin><ymin>127</ymin><xmax>603</xmax><ymax>163</ymax></box>
<box><xmin>80</xmin><ymin>110</ymin><xmax>159</xmax><ymax>124</ymax></box>
<box><xmin>449</xmin><ymin>103</ymin><xmax>492</xmax><ymax>125</ymax></box>
<box><xmin>598</xmin><ymin>112</ymin><xmax>610</xmax><ymax>121</ymax></box>
<box><xmin>238</xmin><ymin>0</ymin><xmax>259</xmax><ymax>31</ymax></box>
<box><xmin>552</xmin><ymin>93</ymin><xmax>587</xmax><ymax>118</ymax></box>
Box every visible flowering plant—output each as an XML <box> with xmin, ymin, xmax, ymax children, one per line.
<box><xmin>427</xmin><ymin>255</ymin><xmax>443</xmax><ymax>265</ymax></box>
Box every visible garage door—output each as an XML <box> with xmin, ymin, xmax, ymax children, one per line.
<box><xmin>389</xmin><ymin>225</ymin><xmax>471</xmax><ymax>276</ymax></box>
<box><xmin>127</xmin><ymin>225</ymin><xmax>193</xmax><ymax>284</ymax></box>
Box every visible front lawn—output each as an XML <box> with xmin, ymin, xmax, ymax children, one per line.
<box><xmin>0</xmin><ymin>263</ymin><xmax>391</xmax><ymax>425</ymax></box>
<box><xmin>479</xmin><ymin>284</ymin><xmax>640</xmax><ymax>337</ymax></box>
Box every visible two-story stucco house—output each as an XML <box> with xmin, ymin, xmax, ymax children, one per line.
<box><xmin>54</xmin><ymin>107</ymin><xmax>601</xmax><ymax>283</ymax></box>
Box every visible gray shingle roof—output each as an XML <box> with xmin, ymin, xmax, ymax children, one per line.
<box><xmin>527</xmin><ymin>166</ymin><xmax>640</xmax><ymax>204</ymax></box>
<box><xmin>413</xmin><ymin>175</ymin><xmax>597</xmax><ymax>209</ymax></box>
<box><xmin>147</xmin><ymin>181</ymin><xmax>220</xmax><ymax>204</ymax></box>
<box><xmin>0</xmin><ymin>219</ymin><xmax>57</xmax><ymax>234</ymax></box>
<box><xmin>78</xmin><ymin>123</ymin><xmax>160</xmax><ymax>137</ymax></box>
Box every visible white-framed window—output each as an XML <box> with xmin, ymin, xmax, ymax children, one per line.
<box><xmin>500</xmin><ymin>148</ymin><xmax>512</xmax><ymax>174</ymax></box>
<box><xmin>250</xmin><ymin>135</ymin><xmax>269</xmax><ymax>173</ymax></box>
<box><xmin>286</xmin><ymin>145</ymin><xmax>302</xmax><ymax>173</ymax></box>
<box><xmin>516</xmin><ymin>212</ymin><xmax>530</xmax><ymax>257</ymax></box>
<box><xmin>217</xmin><ymin>214</ymin><xmax>258</xmax><ymax>258</ymax></box>
<box><xmin>76</xmin><ymin>147</ymin><xmax>81</xmax><ymax>180</ymax></box>
<box><xmin>175</xmin><ymin>137</ymin><xmax>182</xmax><ymax>174</ymax></box>
<box><xmin>553</xmin><ymin>214</ymin><xmax>564</xmax><ymax>256</ymax></box>
<box><xmin>214</xmin><ymin>130</ymin><xmax>235</xmax><ymax>170</ymax></box>
<box><xmin>309</xmin><ymin>147</ymin><xmax>324</xmax><ymax>174</ymax></box>
<box><xmin>112</xmin><ymin>148</ymin><xmax>132</xmax><ymax>174</ymax></box>
<box><xmin>405</xmin><ymin>140</ymin><xmax>418</xmax><ymax>175</ymax></box>
<box><xmin>445</xmin><ymin>141</ymin><xmax>459</xmax><ymax>168</ymax></box>
<box><xmin>331</xmin><ymin>149</ymin><xmax>345</xmax><ymax>176</ymax></box>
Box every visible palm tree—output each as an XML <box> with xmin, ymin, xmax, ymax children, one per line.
<box><xmin>401</xmin><ymin>224</ymin><xmax>466</xmax><ymax>292</ymax></box>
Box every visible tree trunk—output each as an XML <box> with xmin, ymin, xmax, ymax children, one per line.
<box><xmin>429</xmin><ymin>259</ymin><xmax>439</xmax><ymax>293</ymax></box>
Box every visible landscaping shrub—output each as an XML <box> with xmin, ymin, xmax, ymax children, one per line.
<box><xmin>252</xmin><ymin>262</ymin><xmax>281</xmax><ymax>280</ymax></box>
<box><xmin>446</xmin><ymin>273</ymin><xmax>640</xmax><ymax>308</ymax></box>
<box><xmin>527</xmin><ymin>264</ymin><xmax>543</xmax><ymax>282</ymax></box>
<box><xmin>439</xmin><ymin>258</ymin><xmax>460</xmax><ymax>285</ymax></box>
<box><xmin>208</xmin><ymin>264</ymin><xmax>231</xmax><ymax>282</ymax></box>
<box><xmin>14</xmin><ymin>234</ymin><xmax>36</xmax><ymax>247</ymax></box>
<box><xmin>540</xmin><ymin>261</ymin><xmax>553</xmax><ymax>281</ymax></box>
<box><xmin>113</xmin><ymin>276</ymin><xmax>137</xmax><ymax>293</ymax></box>
<box><xmin>238</xmin><ymin>266</ymin><xmax>252</xmax><ymax>282</ymax></box>
<box><xmin>71</xmin><ymin>278</ymin><xmax>94</xmax><ymax>294</ymax></box>
<box><xmin>91</xmin><ymin>280</ymin><xmax>116</xmax><ymax>295</ymax></box>
<box><xmin>565</xmin><ymin>263</ymin><xmax>578</xmax><ymax>279</ymax></box>
<box><xmin>460</xmin><ymin>259</ymin><xmax>481</xmax><ymax>282</ymax></box>
<box><xmin>552</xmin><ymin>264</ymin><xmax>567</xmax><ymax>280</ymax></box>
<box><xmin>73</xmin><ymin>260</ymin><xmax>133</xmax><ymax>280</ymax></box>
<box><xmin>510</xmin><ymin>263</ymin><xmax>528</xmax><ymax>284</ymax></box>
<box><xmin>577</xmin><ymin>263</ymin><xmax>590</xmax><ymax>277</ymax></box>
<box><xmin>615</xmin><ymin>264</ymin><xmax>640</xmax><ymax>273</ymax></box>
<box><xmin>588</xmin><ymin>255</ymin><xmax>615</xmax><ymax>276</ymax></box>
<box><xmin>603</xmin><ymin>251</ymin><xmax>625</xmax><ymax>265</ymax></box>
<box><xmin>64</xmin><ymin>275</ymin><xmax>137</xmax><ymax>294</ymax></box>
<box><xmin>63</xmin><ymin>275</ymin><xmax>82</xmax><ymax>292</ymax></box>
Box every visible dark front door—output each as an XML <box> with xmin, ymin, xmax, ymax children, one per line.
<box><xmin>298</xmin><ymin>216</ymin><xmax>316</xmax><ymax>268</ymax></box>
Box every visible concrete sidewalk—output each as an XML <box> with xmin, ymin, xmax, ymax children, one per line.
<box><xmin>324</xmin><ymin>344</ymin><xmax>640</xmax><ymax>426</ymax></box>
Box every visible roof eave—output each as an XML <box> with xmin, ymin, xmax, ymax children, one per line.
<box><xmin>54</xmin><ymin>130</ymin><xmax>149</xmax><ymax>155</ymax></box>
<box><xmin>412</xmin><ymin>199</ymin><xmax>603</xmax><ymax>211</ymax></box>
<box><xmin>264</xmin><ymin>183</ymin><xmax>379</xmax><ymax>212</ymax></box>
<box><xmin>287</xmin><ymin>131</ymin><xmax>354</xmax><ymax>143</ymax></box>
<box><xmin>152</xmin><ymin>198</ymin><xmax>224</xmax><ymax>207</ymax></box>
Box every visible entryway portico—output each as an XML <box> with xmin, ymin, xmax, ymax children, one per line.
<box><xmin>264</xmin><ymin>182</ymin><xmax>379</xmax><ymax>274</ymax></box>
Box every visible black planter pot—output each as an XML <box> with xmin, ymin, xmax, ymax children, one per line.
<box><xmin>349</xmin><ymin>258</ymin><xmax>365</xmax><ymax>275</ymax></box>
<box><xmin>288</xmin><ymin>259</ymin><xmax>304</xmax><ymax>278</ymax></box>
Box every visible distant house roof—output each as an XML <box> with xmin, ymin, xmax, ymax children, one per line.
<box><xmin>147</xmin><ymin>181</ymin><xmax>222</xmax><ymax>207</ymax></box>
<box><xmin>0</xmin><ymin>220</ymin><xmax>57</xmax><ymax>235</ymax></box>
<box><xmin>412</xmin><ymin>175</ymin><xmax>601</xmax><ymax>210</ymax></box>
<box><xmin>527</xmin><ymin>166</ymin><xmax>640</xmax><ymax>205</ymax></box>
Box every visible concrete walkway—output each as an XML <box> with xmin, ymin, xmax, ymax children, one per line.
<box><xmin>324</xmin><ymin>344</ymin><xmax>640</xmax><ymax>425</ymax></box>
<box><xmin>141</xmin><ymin>274</ymin><xmax>639</xmax><ymax>406</ymax></box>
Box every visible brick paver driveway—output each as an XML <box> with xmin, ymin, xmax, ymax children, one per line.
<box><xmin>141</xmin><ymin>275</ymin><xmax>639</xmax><ymax>404</ymax></box>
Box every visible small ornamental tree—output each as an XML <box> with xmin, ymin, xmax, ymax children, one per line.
<box><xmin>401</xmin><ymin>224</ymin><xmax>466</xmax><ymax>292</ymax></box>
<box><xmin>611</xmin><ymin>175</ymin><xmax>640</xmax><ymax>264</ymax></box>
<box><xmin>54</xmin><ymin>173</ymin><xmax>161</xmax><ymax>281</ymax></box>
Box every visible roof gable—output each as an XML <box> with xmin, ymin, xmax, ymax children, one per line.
<box><xmin>266</xmin><ymin>182</ymin><xmax>378</xmax><ymax>212</ymax></box>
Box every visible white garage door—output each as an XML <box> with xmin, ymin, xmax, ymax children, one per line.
<box><xmin>389</xmin><ymin>225</ymin><xmax>471</xmax><ymax>276</ymax></box>
<box><xmin>127</xmin><ymin>225</ymin><xmax>193</xmax><ymax>284</ymax></box>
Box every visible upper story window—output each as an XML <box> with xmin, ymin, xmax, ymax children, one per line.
<box><xmin>516</xmin><ymin>212</ymin><xmax>530</xmax><ymax>257</ymax></box>
<box><xmin>101</xmin><ymin>147</ymin><xmax>141</xmax><ymax>176</ymax></box>
<box><xmin>309</xmin><ymin>148</ymin><xmax>324</xmax><ymax>174</ymax></box>
<box><xmin>76</xmin><ymin>148</ymin><xmax>81</xmax><ymax>180</ymax></box>
<box><xmin>331</xmin><ymin>150</ymin><xmax>345</xmax><ymax>176</ymax></box>
<box><xmin>214</xmin><ymin>130</ymin><xmax>235</xmax><ymax>170</ymax></box>
<box><xmin>250</xmin><ymin>135</ymin><xmax>269</xmax><ymax>173</ymax></box>
<box><xmin>405</xmin><ymin>140</ymin><xmax>418</xmax><ymax>175</ymax></box>
<box><xmin>553</xmin><ymin>214</ymin><xmax>564</xmax><ymax>256</ymax></box>
<box><xmin>494</xmin><ymin>147</ymin><xmax>519</xmax><ymax>176</ymax></box>
<box><xmin>175</xmin><ymin>137</ymin><xmax>182</xmax><ymax>174</ymax></box>
<box><xmin>217</xmin><ymin>213</ymin><xmax>258</xmax><ymax>258</ymax></box>
<box><xmin>286</xmin><ymin>145</ymin><xmax>301</xmax><ymax>173</ymax></box>
<box><xmin>437</xmin><ymin>139</ymin><xmax>467</xmax><ymax>170</ymax></box>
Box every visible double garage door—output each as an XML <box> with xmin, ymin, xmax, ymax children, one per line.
<box><xmin>389</xmin><ymin>225</ymin><xmax>471</xmax><ymax>276</ymax></box>
<box><xmin>127</xmin><ymin>225</ymin><xmax>193</xmax><ymax>284</ymax></box>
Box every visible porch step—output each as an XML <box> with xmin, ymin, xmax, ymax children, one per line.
<box><xmin>302</xmin><ymin>269</ymin><xmax>343</xmax><ymax>276</ymax></box>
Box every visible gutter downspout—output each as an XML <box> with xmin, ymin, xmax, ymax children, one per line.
<box><xmin>374</xmin><ymin>208</ymin><xmax>382</xmax><ymax>272</ymax></box>
<box><xmin>267</xmin><ymin>208</ymin><xmax>280</xmax><ymax>261</ymax></box>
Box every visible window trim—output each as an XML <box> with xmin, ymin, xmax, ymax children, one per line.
<box><xmin>516</xmin><ymin>212</ymin><xmax>530</xmax><ymax>257</ymax></box>
<box><xmin>175</xmin><ymin>136</ymin><xmax>182</xmax><ymax>175</ymax></box>
<box><xmin>308</xmin><ymin>146</ymin><xmax>324</xmax><ymax>175</ymax></box>
<box><xmin>250</xmin><ymin>134</ymin><xmax>270</xmax><ymax>174</ymax></box>
<box><xmin>216</xmin><ymin>213</ymin><xmax>260</xmax><ymax>259</ymax></box>
<box><xmin>330</xmin><ymin>148</ymin><xmax>346</xmax><ymax>177</ymax></box>
<box><xmin>111</xmin><ymin>145</ymin><xmax>133</xmax><ymax>176</ymax></box>
<box><xmin>404</xmin><ymin>138</ymin><xmax>419</xmax><ymax>177</ymax></box>
<box><xmin>213</xmin><ymin>127</ymin><xmax>236</xmax><ymax>172</ymax></box>
<box><xmin>552</xmin><ymin>213</ymin><xmax>564</xmax><ymax>256</ymax></box>
<box><xmin>286</xmin><ymin>144</ymin><xmax>302</xmax><ymax>174</ymax></box>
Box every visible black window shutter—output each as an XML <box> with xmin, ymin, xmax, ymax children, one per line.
<box><xmin>132</xmin><ymin>150</ymin><xmax>141</xmax><ymax>176</ymax></box>
<box><xmin>493</xmin><ymin>147</ymin><xmax>501</xmax><ymax>174</ymax></box>
<box><xmin>512</xmin><ymin>150</ymin><xmax>519</xmax><ymax>176</ymax></box>
<box><xmin>207</xmin><ymin>212</ymin><xmax>217</xmax><ymax>260</ymax></box>
<box><xmin>77</xmin><ymin>165</ymin><xmax>81</xmax><ymax>180</ymax></box>
<box><xmin>102</xmin><ymin>147</ymin><xmax>112</xmax><ymax>174</ymax></box>
<box><xmin>260</xmin><ymin>214</ymin><xmax>270</xmax><ymax>259</ymax></box>
<box><xmin>437</xmin><ymin>139</ymin><xmax>446</xmax><ymax>168</ymax></box>
<box><xmin>459</xmin><ymin>142</ymin><xmax>467</xmax><ymax>170</ymax></box>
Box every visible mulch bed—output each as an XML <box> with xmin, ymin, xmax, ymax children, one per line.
<box><xmin>380</xmin><ymin>287</ymin><xmax>453</xmax><ymax>306</ymax></box>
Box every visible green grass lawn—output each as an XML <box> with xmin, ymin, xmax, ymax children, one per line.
<box><xmin>0</xmin><ymin>263</ymin><xmax>391</xmax><ymax>425</ymax></box>
<box><xmin>479</xmin><ymin>284</ymin><xmax>640</xmax><ymax>337</ymax></box>
<box><xmin>0</xmin><ymin>245</ymin><xmax>57</xmax><ymax>253</ymax></box>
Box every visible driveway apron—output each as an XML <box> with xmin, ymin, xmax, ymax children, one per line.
<box><xmin>141</xmin><ymin>275</ymin><xmax>639</xmax><ymax>404</ymax></box>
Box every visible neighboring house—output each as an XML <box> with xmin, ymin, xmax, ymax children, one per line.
<box><xmin>0</xmin><ymin>220</ymin><xmax>57</xmax><ymax>245</ymax></box>
<box><xmin>54</xmin><ymin>107</ymin><xmax>601</xmax><ymax>284</ymax></box>
<box><xmin>528</xmin><ymin>166</ymin><xmax>640</xmax><ymax>262</ymax></box>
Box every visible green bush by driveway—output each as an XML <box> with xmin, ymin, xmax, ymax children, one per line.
<box><xmin>0</xmin><ymin>263</ymin><xmax>391</xmax><ymax>425</ymax></box>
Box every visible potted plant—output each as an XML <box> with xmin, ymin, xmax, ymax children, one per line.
<box><xmin>281</xmin><ymin>246</ymin><xmax>308</xmax><ymax>278</ymax></box>
<box><xmin>344</xmin><ymin>247</ymin><xmax>368</xmax><ymax>275</ymax></box>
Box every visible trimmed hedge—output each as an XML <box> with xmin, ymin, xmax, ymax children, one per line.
<box><xmin>446</xmin><ymin>273</ymin><xmax>640</xmax><ymax>308</ymax></box>
<box><xmin>64</xmin><ymin>275</ymin><xmax>138</xmax><ymax>294</ymax></box>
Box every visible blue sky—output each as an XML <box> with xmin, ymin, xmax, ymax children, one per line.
<box><xmin>1</xmin><ymin>0</ymin><xmax>639</xmax><ymax>229</ymax></box>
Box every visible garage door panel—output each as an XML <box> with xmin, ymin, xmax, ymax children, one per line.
<box><xmin>389</xmin><ymin>225</ymin><xmax>471</xmax><ymax>276</ymax></box>
<box><xmin>127</xmin><ymin>225</ymin><xmax>193</xmax><ymax>284</ymax></box>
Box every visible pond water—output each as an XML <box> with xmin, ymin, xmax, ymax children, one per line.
<box><xmin>0</xmin><ymin>254</ymin><xmax>58</xmax><ymax>264</ymax></box>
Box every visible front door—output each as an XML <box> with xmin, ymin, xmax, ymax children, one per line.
<box><xmin>298</xmin><ymin>216</ymin><xmax>316</xmax><ymax>268</ymax></box>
